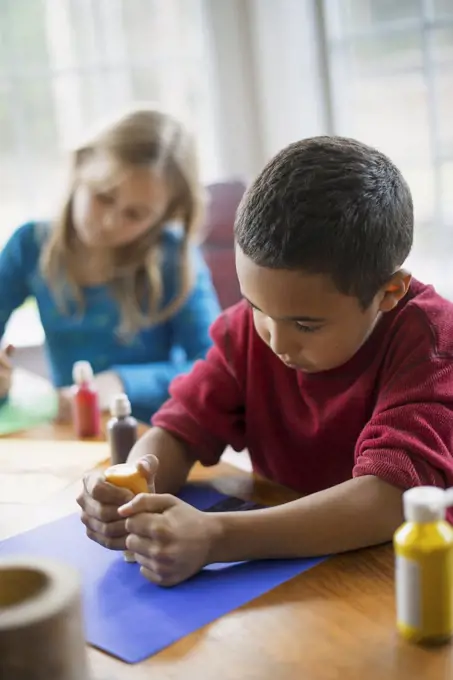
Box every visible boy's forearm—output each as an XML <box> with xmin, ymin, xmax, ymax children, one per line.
<box><xmin>208</xmin><ymin>475</ymin><xmax>404</xmax><ymax>563</ymax></box>
<box><xmin>127</xmin><ymin>427</ymin><xmax>195</xmax><ymax>494</ymax></box>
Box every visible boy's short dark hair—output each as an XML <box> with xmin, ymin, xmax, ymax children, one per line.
<box><xmin>234</xmin><ymin>136</ymin><xmax>414</xmax><ymax>307</ymax></box>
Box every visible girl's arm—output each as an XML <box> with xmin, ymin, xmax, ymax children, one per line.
<box><xmin>0</xmin><ymin>223</ymin><xmax>35</xmax><ymax>332</ymax></box>
<box><xmin>0</xmin><ymin>223</ymin><xmax>35</xmax><ymax>402</ymax></box>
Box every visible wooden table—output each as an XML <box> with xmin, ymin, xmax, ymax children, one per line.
<box><xmin>3</xmin><ymin>422</ymin><xmax>453</xmax><ymax>680</ymax></box>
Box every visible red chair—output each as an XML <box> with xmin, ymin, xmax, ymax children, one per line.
<box><xmin>201</xmin><ymin>180</ymin><xmax>246</xmax><ymax>309</ymax></box>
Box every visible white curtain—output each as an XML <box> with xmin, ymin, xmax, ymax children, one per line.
<box><xmin>0</xmin><ymin>0</ymin><xmax>220</xmax><ymax>241</ymax></box>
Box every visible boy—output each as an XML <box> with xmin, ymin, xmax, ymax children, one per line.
<box><xmin>78</xmin><ymin>136</ymin><xmax>453</xmax><ymax>586</ymax></box>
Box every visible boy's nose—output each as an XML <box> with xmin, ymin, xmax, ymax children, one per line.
<box><xmin>268</xmin><ymin>324</ymin><xmax>296</xmax><ymax>358</ymax></box>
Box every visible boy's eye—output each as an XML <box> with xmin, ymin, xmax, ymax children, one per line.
<box><xmin>295</xmin><ymin>323</ymin><xmax>321</xmax><ymax>333</ymax></box>
<box><xmin>245</xmin><ymin>300</ymin><xmax>322</xmax><ymax>334</ymax></box>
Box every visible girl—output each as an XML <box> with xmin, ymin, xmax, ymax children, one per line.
<box><xmin>0</xmin><ymin>106</ymin><xmax>220</xmax><ymax>422</ymax></box>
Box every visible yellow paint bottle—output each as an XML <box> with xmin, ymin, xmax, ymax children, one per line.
<box><xmin>394</xmin><ymin>486</ymin><xmax>453</xmax><ymax>644</ymax></box>
<box><xmin>105</xmin><ymin>463</ymin><xmax>153</xmax><ymax>563</ymax></box>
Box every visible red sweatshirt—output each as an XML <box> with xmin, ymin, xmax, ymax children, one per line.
<box><xmin>153</xmin><ymin>280</ymin><xmax>453</xmax><ymax>509</ymax></box>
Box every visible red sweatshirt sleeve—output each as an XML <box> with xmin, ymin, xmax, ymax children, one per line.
<box><xmin>354</xmin><ymin>306</ymin><xmax>453</xmax><ymax>490</ymax></box>
<box><xmin>151</xmin><ymin>304</ymin><xmax>248</xmax><ymax>466</ymax></box>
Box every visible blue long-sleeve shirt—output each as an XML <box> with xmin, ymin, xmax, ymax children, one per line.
<box><xmin>0</xmin><ymin>222</ymin><xmax>221</xmax><ymax>422</ymax></box>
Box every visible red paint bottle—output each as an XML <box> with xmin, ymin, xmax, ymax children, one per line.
<box><xmin>71</xmin><ymin>361</ymin><xmax>101</xmax><ymax>438</ymax></box>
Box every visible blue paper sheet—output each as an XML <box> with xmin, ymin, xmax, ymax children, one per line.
<box><xmin>0</xmin><ymin>486</ymin><xmax>326</xmax><ymax>663</ymax></box>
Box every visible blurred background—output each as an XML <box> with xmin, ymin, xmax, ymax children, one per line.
<box><xmin>1</xmin><ymin>0</ymin><xmax>452</xmax><ymax>347</ymax></box>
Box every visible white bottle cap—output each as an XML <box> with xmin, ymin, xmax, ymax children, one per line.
<box><xmin>110</xmin><ymin>393</ymin><xmax>132</xmax><ymax>418</ymax></box>
<box><xmin>403</xmin><ymin>486</ymin><xmax>448</xmax><ymax>523</ymax></box>
<box><xmin>72</xmin><ymin>361</ymin><xmax>94</xmax><ymax>385</ymax></box>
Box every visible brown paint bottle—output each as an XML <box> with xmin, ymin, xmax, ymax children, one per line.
<box><xmin>106</xmin><ymin>393</ymin><xmax>138</xmax><ymax>465</ymax></box>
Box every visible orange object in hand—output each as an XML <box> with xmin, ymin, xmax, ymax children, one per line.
<box><xmin>104</xmin><ymin>463</ymin><xmax>149</xmax><ymax>563</ymax></box>
<box><xmin>104</xmin><ymin>463</ymin><xmax>148</xmax><ymax>495</ymax></box>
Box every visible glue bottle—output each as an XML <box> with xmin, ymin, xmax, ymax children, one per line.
<box><xmin>104</xmin><ymin>463</ymin><xmax>153</xmax><ymax>563</ymax></box>
<box><xmin>394</xmin><ymin>486</ymin><xmax>453</xmax><ymax>644</ymax></box>
<box><xmin>106</xmin><ymin>393</ymin><xmax>138</xmax><ymax>465</ymax></box>
<box><xmin>71</xmin><ymin>361</ymin><xmax>101</xmax><ymax>438</ymax></box>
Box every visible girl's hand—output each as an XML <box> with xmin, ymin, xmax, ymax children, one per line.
<box><xmin>118</xmin><ymin>494</ymin><xmax>218</xmax><ymax>586</ymax></box>
<box><xmin>55</xmin><ymin>387</ymin><xmax>73</xmax><ymax>423</ymax></box>
<box><xmin>55</xmin><ymin>371</ymin><xmax>124</xmax><ymax>422</ymax></box>
<box><xmin>0</xmin><ymin>344</ymin><xmax>14</xmax><ymax>399</ymax></box>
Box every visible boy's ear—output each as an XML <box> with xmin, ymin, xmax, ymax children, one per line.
<box><xmin>378</xmin><ymin>269</ymin><xmax>412</xmax><ymax>312</ymax></box>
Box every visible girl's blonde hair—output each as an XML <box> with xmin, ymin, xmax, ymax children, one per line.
<box><xmin>41</xmin><ymin>104</ymin><xmax>204</xmax><ymax>336</ymax></box>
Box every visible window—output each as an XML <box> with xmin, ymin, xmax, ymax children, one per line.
<box><xmin>0</xmin><ymin>0</ymin><xmax>219</xmax><ymax>245</ymax></box>
<box><xmin>323</xmin><ymin>0</ymin><xmax>453</xmax><ymax>296</ymax></box>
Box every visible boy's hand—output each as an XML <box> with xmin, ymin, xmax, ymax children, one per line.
<box><xmin>77</xmin><ymin>455</ymin><xmax>159</xmax><ymax>550</ymax></box>
<box><xmin>0</xmin><ymin>344</ymin><xmax>14</xmax><ymax>398</ymax></box>
<box><xmin>118</xmin><ymin>494</ymin><xmax>217</xmax><ymax>586</ymax></box>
